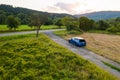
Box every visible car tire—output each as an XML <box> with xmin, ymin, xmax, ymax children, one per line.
<box><xmin>68</xmin><ymin>40</ymin><xmax>71</xmax><ymax>43</ymax></box>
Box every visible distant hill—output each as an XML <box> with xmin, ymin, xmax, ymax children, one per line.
<box><xmin>74</xmin><ymin>11</ymin><xmax>120</xmax><ymax>20</ymax></box>
<box><xmin>0</xmin><ymin>4</ymin><xmax>72</xmax><ymax>24</ymax></box>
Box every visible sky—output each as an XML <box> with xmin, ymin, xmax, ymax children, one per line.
<box><xmin>0</xmin><ymin>0</ymin><xmax>120</xmax><ymax>14</ymax></box>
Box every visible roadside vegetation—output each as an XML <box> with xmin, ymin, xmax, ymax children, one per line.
<box><xmin>0</xmin><ymin>34</ymin><xmax>118</xmax><ymax>80</ymax></box>
<box><xmin>102</xmin><ymin>61</ymin><xmax>120</xmax><ymax>72</ymax></box>
<box><xmin>54</xmin><ymin>30</ymin><xmax>82</xmax><ymax>37</ymax></box>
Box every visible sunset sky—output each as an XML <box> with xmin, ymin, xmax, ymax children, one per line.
<box><xmin>0</xmin><ymin>0</ymin><xmax>120</xmax><ymax>14</ymax></box>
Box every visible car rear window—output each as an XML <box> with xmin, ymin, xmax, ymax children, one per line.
<box><xmin>80</xmin><ymin>39</ymin><xmax>85</xmax><ymax>42</ymax></box>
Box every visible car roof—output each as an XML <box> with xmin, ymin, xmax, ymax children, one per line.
<box><xmin>72</xmin><ymin>37</ymin><xmax>84</xmax><ymax>40</ymax></box>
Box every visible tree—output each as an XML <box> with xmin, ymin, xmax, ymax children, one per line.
<box><xmin>0</xmin><ymin>14</ymin><xmax>6</xmax><ymax>24</ymax></box>
<box><xmin>107</xmin><ymin>23</ymin><xmax>120</xmax><ymax>33</ymax></box>
<box><xmin>61</xmin><ymin>16</ymin><xmax>78</xmax><ymax>31</ymax></box>
<box><xmin>44</xmin><ymin>18</ymin><xmax>53</xmax><ymax>25</ymax></box>
<box><xmin>78</xmin><ymin>16</ymin><xmax>95</xmax><ymax>31</ymax></box>
<box><xmin>7</xmin><ymin>15</ymin><xmax>20</xmax><ymax>30</ymax></box>
<box><xmin>29</xmin><ymin>13</ymin><xmax>48</xmax><ymax>37</ymax></box>
<box><xmin>54</xmin><ymin>18</ymin><xmax>63</xmax><ymax>29</ymax></box>
<box><xmin>17</xmin><ymin>13</ymin><xmax>28</xmax><ymax>24</ymax></box>
<box><xmin>0</xmin><ymin>10</ymin><xmax>6</xmax><ymax>24</ymax></box>
<box><xmin>115</xmin><ymin>17</ymin><xmax>120</xmax><ymax>22</ymax></box>
<box><xmin>97</xmin><ymin>20</ymin><xmax>110</xmax><ymax>30</ymax></box>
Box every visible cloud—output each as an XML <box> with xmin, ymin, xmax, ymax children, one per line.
<box><xmin>43</xmin><ymin>2</ymin><xmax>93</xmax><ymax>14</ymax></box>
<box><xmin>54</xmin><ymin>2</ymin><xmax>80</xmax><ymax>14</ymax></box>
<box><xmin>42</xmin><ymin>6</ymin><xmax>64</xmax><ymax>13</ymax></box>
<box><xmin>79</xmin><ymin>9</ymin><xmax>95</xmax><ymax>14</ymax></box>
<box><xmin>47</xmin><ymin>6</ymin><xmax>59</xmax><ymax>11</ymax></box>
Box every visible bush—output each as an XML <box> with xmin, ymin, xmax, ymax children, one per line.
<box><xmin>61</xmin><ymin>16</ymin><xmax>78</xmax><ymax>31</ymax></box>
<box><xmin>79</xmin><ymin>17</ymin><xmax>95</xmax><ymax>31</ymax></box>
<box><xmin>97</xmin><ymin>20</ymin><xmax>110</xmax><ymax>30</ymax></box>
<box><xmin>107</xmin><ymin>26</ymin><xmax>120</xmax><ymax>33</ymax></box>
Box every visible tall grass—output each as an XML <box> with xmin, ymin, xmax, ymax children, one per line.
<box><xmin>0</xmin><ymin>34</ymin><xmax>118</xmax><ymax>80</ymax></box>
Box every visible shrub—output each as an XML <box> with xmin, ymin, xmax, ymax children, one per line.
<box><xmin>107</xmin><ymin>26</ymin><xmax>120</xmax><ymax>33</ymax></box>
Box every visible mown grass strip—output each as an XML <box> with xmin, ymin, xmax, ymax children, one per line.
<box><xmin>102</xmin><ymin>61</ymin><xmax>120</xmax><ymax>72</ymax></box>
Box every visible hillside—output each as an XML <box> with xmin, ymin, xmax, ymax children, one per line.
<box><xmin>74</xmin><ymin>11</ymin><xmax>120</xmax><ymax>20</ymax></box>
<box><xmin>0</xmin><ymin>4</ymin><xmax>72</xmax><ymax>24</ymax></box>
<box><xmin>0</xmin><ymin>4</ymin><xmax>71</xmax><ymax>19</ymax></box>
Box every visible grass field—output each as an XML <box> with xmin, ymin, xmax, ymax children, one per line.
<box><xmin>0</xmin><ymin>25</ymin><xmax>64</xmax><ymax>32</ymax></box>
<box><xmin>0</xmin><ymin>25</ymin><xmax>34</xmax><ymax>31</ymax></box>
<box><xmin>0</xmin><ymin>34</ymin><xmax>118</xmax><ymax>80</ymax></box>
<box><xmin>54</xmin><ymin>30</ymin><xmax>120</xmax><ymax>63</ymax></box>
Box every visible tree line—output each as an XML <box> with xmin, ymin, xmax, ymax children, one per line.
<box><xmin>5</xmin><ymin>14</ymin><xmax>120</xmax><ymax>35</ymax></box>
<box><xmin>0</xmin><ymin>4</ymin><xmax>120</xmax><ymax>36</ymax></box>
<box><xmin>59</xmin><ymin>16</ymin><xmax>120</xmax><ymax>33</ymax></box>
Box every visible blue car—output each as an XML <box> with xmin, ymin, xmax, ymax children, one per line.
<box><xmin>68</xmin><ymin>37</ymin><xmax>86</xmax><ymax>47</ymax></box>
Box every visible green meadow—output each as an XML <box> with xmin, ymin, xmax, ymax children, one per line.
<box><xmin>0</xmin><ymin>25</ymin><xmax>64</xmax><ymax>32</ymax></box>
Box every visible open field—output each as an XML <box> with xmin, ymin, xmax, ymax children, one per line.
<box><xmin>0</xmin><ymin>34</ymin><xmax>118</xmax><ymax>80</ymax></box>
<box><xmin>54</xmin><ymin>30</ymin><xmax>120</xmax><ymax>63</ymax></box>
<box><xmin>0</xmin><ymin>25</ymin><xmax>64</xmax><ymax>32</ymax></box>
<box><xmin>0</xmin><ymin>25</ymin><xmax>34</xmax><ymax>31</ymax></box>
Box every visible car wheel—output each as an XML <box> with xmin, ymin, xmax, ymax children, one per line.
<box><xmin>68</xmin><ymin>40</ymin><xmax>71</xmax><ymax>43</ymax></box>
